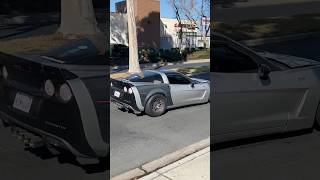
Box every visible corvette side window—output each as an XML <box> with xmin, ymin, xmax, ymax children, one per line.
<box><xmin>167</xmin><ymin>74</ymin><xmax>191</xmax><ymax>84</ymax></box>
<box><xmin>212</xmin><ymin>45</ymin><xmax>258</xmax><ymax>73</ymax></box>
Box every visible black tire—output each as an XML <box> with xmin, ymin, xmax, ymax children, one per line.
<box><xmin>145</xmin><ymin>94</ymin><xmax>167</xmax><ymax>117</ymax></box>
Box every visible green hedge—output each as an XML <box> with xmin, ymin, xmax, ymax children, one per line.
<box><xmin>111</xmin><ymin>44</ymin><xmax>205</xmax><ymax>64</ymax></box>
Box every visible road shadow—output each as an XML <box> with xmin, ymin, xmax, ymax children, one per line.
<box><xmin>0</xmin><ymin>22</ymin><xmax>58</xmax><ymax>40</ymax></box>
<box><xmin>119</xmin><ymin>102</ymin><xmax>210</xmax><ymax>117</ymax></box>
<box><xmin>215</xmin><ymin>0</ymin><xmax>249</xmax><ymax>8</ymax></box>
<box><xmin>212</xmin><ymin>128</ymin><xmax>314</xmax><ymax>151</ymax></box>
<box><xmin>26</xmin><ymin>147</ymin><xmax>109</xmax><ymax>174</ymax></box>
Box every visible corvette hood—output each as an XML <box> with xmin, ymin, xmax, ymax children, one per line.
<box><xmin>258</xmin><ymin>52</ymin><xmax>320</xmax><ymax>68</ymax></box>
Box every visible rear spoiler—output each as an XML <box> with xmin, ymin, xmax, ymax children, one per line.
<box><xmin>0</xmin><ymin>52</ymin><xmax>78</xmax><ymax>81</ymax></box>
<box><xmin>111</xmin><ymin>78</ymin><xmax>134</xmax><ymax>89</ymax></box>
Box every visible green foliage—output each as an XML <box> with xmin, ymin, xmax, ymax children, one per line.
<box><xmin>160</xmin><ymin>48</ymin><xmax>183</xmax><ymax>62</ymax></box>
<box><xmin>110</xmin><ymin>44</ymin><xmax>129</xmax><ymax>57</ymax></box>
<box><xmin>139</xmin><ymin>48</ymin><xmax>159</xmax><ymax>63</ymax></box>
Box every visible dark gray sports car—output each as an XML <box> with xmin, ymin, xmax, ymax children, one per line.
<box><xmin>111</xmin><ymin>69</ymin><xmax>210</xmax><ymax>117</ymax></box>
<box><xmin>212</xmin><ymin>33</ymin><xmax>320</xmax><ymax>143</ymax></box>
<box><xmin>0</xmin><ymin>38</ymin><xmax>108</xmax><ymax>161</ymax></box>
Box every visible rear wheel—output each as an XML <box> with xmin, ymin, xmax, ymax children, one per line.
<box><xmin>145</xmin><ymin>94</ymin><xmax>167</xmax><ymax>117</ymax></box>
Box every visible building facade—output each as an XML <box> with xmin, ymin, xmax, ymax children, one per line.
<box><xmin>110</xmin><ymin>0</ymin><xmax>210</xmax><ymax>50</ymax></box>
<box><xmin>115</xmin><ymin>0</ymin><xmax>160</xmax><ymax>50</ymax></box>
<box><xmin>160</xmin><ymin>18</ymin><xmax>210</xmax><ymax>49</ymax></box>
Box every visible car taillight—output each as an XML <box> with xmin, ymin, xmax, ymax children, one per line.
<box><xmin>44</xmin><ymin>79</ymin><xmax>55</xmax><ymax>97</ymax></box>
<box><xmin>128</xmin><ymin>88</ymin><xmax>133</xmax><ymax>94</ymax></box>
<box><xmin>58</xmin><ymin>83</ymin><xmax>73</xmax><ymax>102</ymax></box>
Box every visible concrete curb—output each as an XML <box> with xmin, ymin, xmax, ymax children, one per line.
<box><xmin>110</xmin><ymin>137</ymin><xmax>210</xmax><ymax>180</ymax></box>
<box><xmin>111</xmin><ymin>168</ymin><xmax>146</xmax><ymax>180</ymax></box>
<box><xmin>241</xmin><ymin>31</ymin><xmax>320</xmax><ymax>46</ymax></box>
<box><xmin>140</xmin><ymin>147</ymin><xmax>210</xmax><ymax>180</ymax></box>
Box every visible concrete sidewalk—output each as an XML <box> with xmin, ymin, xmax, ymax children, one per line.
<box><xmin>139</xmin><ymin>147</ymin><xmax>210</xmax><ymax>180</ymax></box>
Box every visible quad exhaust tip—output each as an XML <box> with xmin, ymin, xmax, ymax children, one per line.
<box><xmin>11</xmin><ymin>126</ymin><xmax>44</xmax><ymax>149</ymax></box>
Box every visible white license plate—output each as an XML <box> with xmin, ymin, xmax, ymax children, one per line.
<box><xmin>13</xmin><ymin>92</ymin><xmax>33</xmax><ymax>113</ymax></box>
<box><xmin>114</xmin><ymin>91</ymin><xmax>120</xmax><ymax>98</ymax></box>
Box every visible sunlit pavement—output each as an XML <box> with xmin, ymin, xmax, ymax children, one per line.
<box><xmin>110</xmin><ymin>102</ymin><xmax>210</xmax><ymax>177</ymax></box>
<box><xmin>139</xmin><ymin>147</ymin><xmax>210</xmax><ymax>180</ymax></box>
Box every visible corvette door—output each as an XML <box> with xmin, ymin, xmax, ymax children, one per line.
<box><xmin>167</xmin><ymin>73</ymin><xmax>206</xmax><ymax>106</ymax></box>
<box><xmin>212</xmin><ymin>44</ymin><xmax>293</xmax><ymax>141</ymax></box>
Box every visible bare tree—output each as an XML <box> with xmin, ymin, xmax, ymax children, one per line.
<box><xmin>177</xmin><ymin>0</ymin><xmax>210</xmax><ymax>49</ymax></box>
<box><xmin>58</xmin><ymin>0</ymin><xmax>100</xmax><ymax>37</ymax></box>
<box><xmin>58</xmin><ymin>0</ymin><xmax>106</xmax><ymax>53</ymax></box>
<box><xmin>199</xmin><ymin>0</ymin><xmax>210</xmax><ymax>49</ymax></box>
<box><xmin>126</xmin><ymin>0</ymin><xmax>141</xmax><ymax>74</ymax></box>
<box><xmin>169</xmin><ymin>0</ymin><xmax>183</xmax><ymax>52</ymax></box>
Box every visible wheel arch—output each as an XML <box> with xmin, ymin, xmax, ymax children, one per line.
<box><xmin>144</xmin><ymin>89</ymin><xmax>169</xmax><ymax>107</ymax></box>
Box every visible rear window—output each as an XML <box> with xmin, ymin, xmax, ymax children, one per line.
<box><xmin>127</xmin><ymin>71</ymin><xmax>163</xmax><ymax>83</ymax></box>
<box><xmin>44</xmin><ymin>38</ymin><xmax>107</xmax><ymax>65</ymax></box>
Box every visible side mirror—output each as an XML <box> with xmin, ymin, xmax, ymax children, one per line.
<box><xmin>258</xmin><ymin>64</ymin><xmax>271</xmax><ymax>80</ymax></box>
<box><xmin>191</xmin><ymin>82</ymin><xmax>195</xmax><ymax>88</ymax></box>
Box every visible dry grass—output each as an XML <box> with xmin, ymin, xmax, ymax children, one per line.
<box><xmin>0</xmin><ymin>33</ymin><xmax>73</xmax><ymax>54</ymax></box>
<box><xmin>110</xmin><ymin>72</ymin><xmax>131</xmax><ymax>79</ymax></box>
<box><xmin>174</xmin><ymin>66</ymin><xmax>210</xmax><ymax>76</ymax></box>
<box><xmin>187</xmin><ymin>50</ymin><xmax>210</xmax><ymax>60</ymax></box>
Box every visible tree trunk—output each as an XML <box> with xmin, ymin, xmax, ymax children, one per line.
<box><xmin>203</xmin><ymin>33</ymin><xmax>207</xmax><ymax>49</ymax></box>
<box><xmin>58</xmin><ymin>0</ymin><xmax>100</xmax><ymax>38</ymax></box>
<box><xmin>127</xmin><ymin>0</ymin><xmax>141</xmax><ymax>74</ymax></box>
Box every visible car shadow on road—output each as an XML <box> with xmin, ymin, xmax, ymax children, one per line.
<box><xmin>26</xmin><ymin>147</ymin><xmax>109</xmax><ymax>174</ymax></box>
<box><xmin>120</xmin><ymin>102</ymin><xmax>210</xmax><ymax>117</ymax></box>
<box><xmin>212</xmin><ymin>128</ymin><xmax>314</xmax><ymax>151</ymax></box>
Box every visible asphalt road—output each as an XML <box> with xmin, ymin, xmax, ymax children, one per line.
<box><xmin>214</xmin><ymin>1</ymin><xmax>320</xmax><ymax>23</ymax></box>
<box><xmin>254</xmin><ymin>36</ymin><xmax>320</xmax><ymax>61</ymax></box>
<box><xmin>213</xmin><ymin>129</ymin><xmax>320</xmax><ymax>180</ymax></box>
<box><xmin>213</xmin><ymin>37</ymin><xmax>320</xmax><ymax>180</ymax></box>
<box><xmin>0</xmin><ymin>124</ymin><xmax>108</xmax><ymax>180</ymax></box>
<box><xmin>110</xmin><ymin>98</ymin><xmax>210</xmax><ymax>176</ymax></box>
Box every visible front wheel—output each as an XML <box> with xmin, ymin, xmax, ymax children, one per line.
<box><xmin>145</xmin><ymin>94</ymin><xmax>167</xmax><ymax>117</ymax></box>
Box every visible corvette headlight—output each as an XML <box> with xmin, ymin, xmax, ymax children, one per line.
<box><xmin>2</xmin><ymin>66</ymin><xmax>8</xmax><ymax>80</ymax></box>
<box><xmin>128</xmin><ymin>88</ymin><xmax>133</xmax><ymax>94</ymax></box>
<box><xmin>59</xmin><ymin>83</ymin><xmax>73</xmax><ymax>102</ymax></box>
<box><xmin>44</xmin><ymin>79</ymin><xmax>55</xmax><ymax>97</ymax></box>
<box><xmin>124</xmin><ymin>86</ymin><xmax>128</xmax><ymax>93</ymax></box>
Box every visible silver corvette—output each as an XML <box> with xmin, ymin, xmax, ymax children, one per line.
<box><xmin>212</xmin><ymin>33</ymin><xmax>320</xmax><ymax>143</ymax></box>
<box><xmin>111</xmin><ymin>69</ymin><xmax>210</xmax><ymax>117</ymax></box>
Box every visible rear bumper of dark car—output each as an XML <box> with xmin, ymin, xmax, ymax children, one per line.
<box><xmin>0</xmin><ymin>110</ymin><xmax>87</xmax><ymax>157</ymax></box>
<box><xmin>111</xmin><ymin>97</ymin><xmax>141</xmax><ymax>113</ymax></box>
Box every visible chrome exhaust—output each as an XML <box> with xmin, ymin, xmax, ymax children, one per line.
<box><xmin>11</xmin><ymin>126</ymin><xmax>44</xmax><ymax>148</ymax></box>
